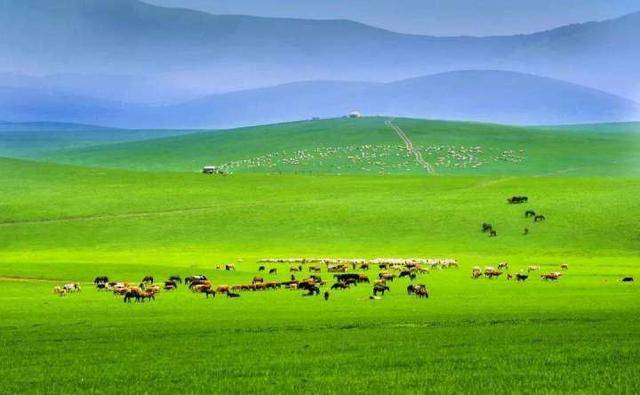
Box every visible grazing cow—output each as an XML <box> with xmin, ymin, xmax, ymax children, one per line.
<box><xmin>331</xmin><ymin>282</ymin><xmax>349</xmax><ymax>290</ymax></box>
<box><xmin>139</xmin><ymin>289</ymin><xmax>156</xmax><ymax>302</ymax></box>
<box><xmin>192</xmin><ymin>284</ymin><xmax>212</xmax><ymax>293</ymax></box>
<box><xmin>216</xmin><ymin>285</ymin><xmax>230</xmax><ymax>294</ymax></box>
<box><xmin>188</xmin><ymin>279</ymin><xmax>210</xmax><ymax>289</ymax></box>
<box><xmin>620</xmin><ymin>277</ymin><xmax>634</xmax><ymax>282</ymax></box>
<box><xmin>527</xmin><ymin>265</ymin><xmax>540</xmax><ymax>273</ymax></box>
<box><xmin>489</xmin><ymin>230</ymin><xmax>497</xmax><ymax>237</ymax></box>
<box><xmin>123</xmin><ymin>289</ymin><xmax>142</xmax><ymax>303</ymax></box>
<box><xmin>407</xmin><ymin>284</ymin><xmax>427</xmax><ymax>295</ymax></box>
<box><xmin>168</xmin><ymin>275</ymin><xmax>182</xmax><ymax>284</ymax></box>
<box><xmin>399</xmin><ymin>270</ymin><xmax>413</xmax><ymax>279</ymax></box>
<box><xmin>185</xmin><ymin>275</ymin><xmax>207</xmax><ymax>285</ymax></box>
<box><xmin>268</xmin><ymin>268</ymin><xmax>278</xmax><ymax>275</ymax></box>
<box><xmin>225</xmin><ymin>264</ymin><xmax>236</xmax><ymax>271</ymax></box>
<box><xmin>324</xmin><ymin>291</ymin><xmax>330</xmax><ymax>301</ymax></box>
<box><xmin>560</xmin><ymin>264</ymin><xmax>569</xmax><ymax>270</ymax></box>
<box><xmin>203</xmin><ymin>289</ymin><xmax>216</xmax><ymax>298</ymax></box>
<box><xmin>258</xmin><ymin>266</ymin><xmax>265</xmax><ymax>272</ymax></box>
<box><xmin>303</xmin><ymin>286</ymin><xmax>321</xmax><ymax>296</ymax></box>
<box><xmin>94</xmin><ymin>276</ymin><xmax>109</xmax><ymax>285</ymax></box>
<box><xmin>378</xmin><ymin>272</ymin><xmax>396</xmax><ymax>282</ymax></box>
<box><xmin>63</xmin><ymin>283</ymin><xmax>81</xmax><ymax>293</ymax></box>
<box><xmin>414</xmin><ymin>287</ymin><xmax>429</xmax><ymax>298</ymax></box>
<box><xmin>289</xmin><ymin>265</ymin><xmax>302</xmax><ymax>273</ymax></box>
<box><xmin>498</xmin><ymin>262</ymin><xmax>509</xmax><ymax>270</ymax></box>
<box><xmin>482</xmin><ymin>223</ymin><xmax>493</xmax><ymax>233</ymax></box>
<box><xmin>164</xmin><ymin>280</ymin><xmax>178</xmax><ymax>290</ymax></box>
<box><xmin>507</xmin><ymin>196</ymin><xmax>528</xmax><ymax>204</ymax></box>
<box><xmin>471</xmin><ymin>269</ymin><xmax>482</xmax><ymax>279</ymax></box>
<box><xmin>359</xmin><ymin>263</ymin><xmax>369</xmax><ymax>271</ymax></box>
<box><xmin>53</xmin><ymin>286</ymin><xmax>67</xmax><ymax>296</ymax></box>
<box><xmin>334</xmin><ymin>273</ymin><xmax>359</xmax><ymax>282</ymax></box>
<box><xmin>516</xmin><ymin>273</ymin><xmax>529</xmax><ymax>282</ymax></box>
<box><xmin>525</xmin><ymin>210</ymin><xmax>536</xmax><ymax>218</ymax></box>
<box><xmin>484</xmin><ymin>267</ymin><xmax>503</xmax><ymax>278</ymax></box>
<box><xmin>142</xmin><ymin>276</ymin><xmax>154</xmax><ymax>284</ymax></box>
<box><xmin>534</xmin><ymin>215</ymin><xmax>546</xmax><ymax>222</ymax></box>
<box><xmin>252</xmin><ymin>276</ymin><xmax>264</xmax><ymax>284</ymax></box>
<box><xmin>358</xmin><ymin>274</ymin><xmax>370</xmax><ymax>283</ymax></box>
<box><xmin>227</xmin><ymin>292</ymin><xmax>240</xmax><ymax>298</ymax></box>
<box><xmin>373</xmin><ymin>285</ymin><xmax>390</xmax><ymax>296</ymax></box>
<box><xmin>540</xmin><ymin>272</ymin><xmax>562</xmax><ymax>281</ymax></box>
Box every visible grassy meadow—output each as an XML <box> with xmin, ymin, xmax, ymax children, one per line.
<box><xmin>0</xmin><ymin>118</ymin><xmax>639</xmax><ymax>393</ymax></box>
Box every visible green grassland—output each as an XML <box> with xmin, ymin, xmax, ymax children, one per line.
<box><xmin>0</xmin><ymin>118</ymin><xmax>639</xmax><ymax>393</ymax></box>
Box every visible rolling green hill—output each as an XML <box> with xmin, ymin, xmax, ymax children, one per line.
<box><xmin>0</xmin><ymin>125</ymin><xmax>204</xmax><ymax>158</ymax></box>
<box><xmin>42</xmin><ymin>117</ymin><xmax>640</xmax><ymax>176</ymax></box>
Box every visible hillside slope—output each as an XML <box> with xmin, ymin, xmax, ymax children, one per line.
<box><xmin>42</xmin><ymin>117</ymin><xmax>640</xmax><ymax>176</ymax></box>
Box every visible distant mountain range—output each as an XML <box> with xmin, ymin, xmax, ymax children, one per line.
<box><xmin>0</xmin><ymin>0</ymin><xmax>639</xmax><ymax>104</ymax></box>
<box><xmin>1</xmin><ymin>71</ymin><xmax>637</xmax><ymax>128</ymax></box>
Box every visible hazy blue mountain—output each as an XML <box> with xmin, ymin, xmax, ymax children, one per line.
<box><xmin>0</xmin><ymin>0</ymin><xmax>638</xmax><ymax>102</ymax></box>
<box><xmin>1</xmin><ymin>71</ymin><xmax>636</xmax><ymax>128</ymax></box>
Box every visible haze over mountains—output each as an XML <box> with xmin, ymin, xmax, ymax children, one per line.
<box><xmin>0</xmin><ymin>0</ymin><xmax>638</xmax><ymax>127</ymax></box>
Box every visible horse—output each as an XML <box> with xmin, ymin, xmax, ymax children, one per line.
<box><xmin>534</xmin><ymin>215</ymin><xmax>546</xmax><ymax>222</ymax></box>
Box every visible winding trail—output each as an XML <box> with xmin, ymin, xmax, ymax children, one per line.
<box><xmin>386</xmin><ymin>119</ymin><xmax>435</xmax><ymax>174</ymax></box>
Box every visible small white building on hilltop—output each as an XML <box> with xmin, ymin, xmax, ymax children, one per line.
<box><xmin>349</xmin><ymin>111</ymin><xmax>362</xmax><ymax>118</ymax></box>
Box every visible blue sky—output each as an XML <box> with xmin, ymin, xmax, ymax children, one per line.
<box><xmin>145</xmin><ymin>0</ymin><xmax>639</xmax><ymax>36</ymax></box>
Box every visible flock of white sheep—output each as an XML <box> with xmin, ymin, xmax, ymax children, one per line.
<box><xmin>217</xmin><ymin>144</ymin><xmax>525</xmax><ymax>174</ymax></box>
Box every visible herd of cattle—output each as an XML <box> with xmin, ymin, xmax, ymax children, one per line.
<box><xmin>52</xmin><ymin>257</ymin><xmax>462</xmax><ymax>301</ymax></box>
<box><xmin>52</xmin><ymin>257</ymin><xmax>635</xmax><ymax>300</ymax></box>
<box><xmin>471</xmin><ymin>263</ymin><xmax>568</xmax><ymax>281</ymax></box>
